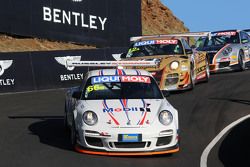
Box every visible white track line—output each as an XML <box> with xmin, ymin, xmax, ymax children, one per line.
<box><xmin>0</xmin><ymin>88</ymin><xmax>66</xmax><ymax>96</ymax></box>
<box><xmin>200</xmin><ymin>114</ymin><xmax>250</xmax><ymax>167</ymax></box>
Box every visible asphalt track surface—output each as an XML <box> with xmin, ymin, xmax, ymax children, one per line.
<box><xmin>0</xmin><ymin>70</ymin><xmax>250</xmax><ymax>167</ymax></box>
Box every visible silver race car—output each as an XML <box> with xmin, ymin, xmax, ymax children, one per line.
<box><xmin>196</xmin><ymin>30</ymin><xmax>250</xmax><ymax>73</ymax></box>
<box><xmin>64</xmin><ymin>61</ymin><xmax>179</xmax><ymax>156</ymax></box>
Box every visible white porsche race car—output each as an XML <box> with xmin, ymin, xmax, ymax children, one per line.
<box><xmin>64</xmin><ymin>65</ymin><xmax>179</xmax><ymax>156</ymax></box>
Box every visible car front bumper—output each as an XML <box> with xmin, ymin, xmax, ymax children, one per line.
<box><xmin>75</xmin><ymin>127</ymin><xmax>179</xmax><ymax>155</ymax></box>
<box><xmin>75</xmin><ymin>143</ymin><xmax>179</xmax><ymax>156</ymax></box>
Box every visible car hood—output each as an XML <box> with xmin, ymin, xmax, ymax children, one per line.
<box><xmin>200</xmin><ymin>45</ymin><xmax>225</xmax><ymax>52</ymax></box>
<box><xmin>123</xmin><ymin>55</ymin><xmax>189</xmax><ymax>71</ymax></box>
<box><xmin>79</xmin><ymin>99</ymin><xmax>171</xmax><ymax>127</ymax></box>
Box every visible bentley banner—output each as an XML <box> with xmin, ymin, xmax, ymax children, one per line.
<box><xmin>0</xmin><ymin>48</ymin><xmax>127</xmax><ymax>93</ymax></box>
<box><xmin>0</xmin><ymin>0</ymin><xmax>141</xmax><ymax>47</ymax></box>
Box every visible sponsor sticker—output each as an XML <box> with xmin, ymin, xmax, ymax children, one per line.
<box><xmin>134</xmin><ymin>40</ymin><xmax>178</xmax><ymax>47</ymax></box>
<box><xmin>86</xmin><ymin>84</ymin><xmax>106</xmax><ymax>92</ymax></box>
<box><xmin>128</xmin><ymin>47</ymin><xmax>140</xmax><ymax>53</ymax></box>
<box><xmin>134</xmin><ymin>40</ymin><xmax>155</xmax><ymax>47</ymax></box>
<box><xmin>216</xmin><ymin>31</ymin><xmax>236</xmax><ymax>36</ymax></box>
<box><xmin>103</xmin><ymin>106</ymin><xmax>151</xmax><ymax>113</ymax></box>
<box><xmin>91</xmin><ymin>76</ymin><xmax>120</xmax><ymax>84</ymax></box>
<box><xmin>91</xmin><ymin>76</ymin><xmax>151</xmax><ymax>84</ymax></box>
<box><xmin>155</xmin><ymin>39</ymin><xmax>178</xmax><ymax>44</ymax></box>
<box><xmin>196</xmin><ymin>65</ymin><xmax>207</xmax><ymax>73</ymax></box>
<box><xmin>119</xmin><ymin>134</ymin><xmax>142</xmax><ymax>142</ymax></box>
<box><xmin>122</xmin><ymin>134</ymin><xmax>139</xmax><ymax>142</ymax></box>
<box><xmin>231</xmin><ymin>55</ymin><xmax>237</xmax><ymax>59</ymax></box>
<box><xmin>121</xmin><ymin>76</ymin><xmax>151</xmax><ymax>83</ymax></box>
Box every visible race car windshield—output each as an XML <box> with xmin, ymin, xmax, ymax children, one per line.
<box><xmin>82</xmin><ymin>76</ymin><xmax>163</xmax><ymax>100</ymax></box>
<box><xmin>204</xmin><ymin>32</ymin><xmax>240</xmax><ymax>47</ymax></box>
<box><xmin>126</xmin><ymin>40</ymin><xmax>184</xmax><ymax>58</ymax></box>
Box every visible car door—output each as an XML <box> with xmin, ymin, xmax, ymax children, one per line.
<box><xmin>245</xmin><ymin>32</ymin><xmax>250</xmax><ymax>61</ymax></box>
<box><xmin>240</xmin><ymin>31</ymin><xmax>250</xmax><ymax>59</ymax></box>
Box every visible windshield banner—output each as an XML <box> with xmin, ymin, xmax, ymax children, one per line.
<box><xmin>91</xmin><ymin>76</ymin><xmax>151</xmax><ymax>84</ymax></box>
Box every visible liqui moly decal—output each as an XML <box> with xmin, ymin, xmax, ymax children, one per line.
<box><xmin>92</xmin><ymin>76</ymin><xmax>120</xmax><ymax>84</ymax></box>
<box><xmin>155</xmin><ymin>39</ymin><xmax>178</xmax><ymax>44</ymax></box>
<box><xmin>134</xmin><ymin>40</ymin><xmax>155</xmax><ymax>47</ymax></box>
<box><xmin>134</xmin><ymin>40</ymin><xmax>178</xmax><ymax>47</ymax></box>
<box><xmin>91</xmin><ymin>76</ymin><xmax>151</xmax><ymax>84</ymax></box>
<box><xmin>121</xmin><ymin>76</ymin><xmax>151</xmax><ymax>83</ymax></box>
<box><xmin>216</xmin><ymin>31</ymin><xmax>237</xmax><ymax>36</ymax></box>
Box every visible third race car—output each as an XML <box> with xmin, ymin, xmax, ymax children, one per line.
<box><xmin>196</xmin><ymin>29</ymin><xmax>250</xmax><ymax>72</ymax></box>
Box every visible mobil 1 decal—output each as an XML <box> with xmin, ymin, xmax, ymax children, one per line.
<box><xmin>0</xmin><ymin>60</ymin><xmax>15</xmax><ymax>86</ymax></box>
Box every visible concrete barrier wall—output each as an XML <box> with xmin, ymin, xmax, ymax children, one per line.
<box><xmin>0</xmin><ymin>48</ymin><xmax>127</xmax><ymax>93</ymax></box>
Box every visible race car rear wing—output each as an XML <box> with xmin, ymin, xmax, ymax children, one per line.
<box><xmin>130</xmin><ymin>32</ymin><xmax>211</xmax><ymax>43</ymax></box>
<box><xmin>66</xmin><ymin>60</ymin><xmax>157</xmax><ymax>68</ymax></box>
<box><xmin>55</xmin><ymin>56</ymin><xmax>157</xmax><ymax>71</ymax></box>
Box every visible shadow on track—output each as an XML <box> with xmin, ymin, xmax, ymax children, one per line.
<box><xmin>218</xmin><ymin>119</ymin><xmax>250</xmax><ymax>167</ymax></box>
<box><xmin>9</xmin><ymin>116</ymin><xmax>72</xmax><ymax>151</ymax></box>
<box><xmin>8</xmin><ymin>115</ymin><xmax>174</xmax><ymax>158</ymax></box>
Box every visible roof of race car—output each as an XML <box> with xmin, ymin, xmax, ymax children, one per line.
<box><xmin>86</xmin><ymin>69</ymin><xmax>152</xmax><ymax>78</ymax></box>
<box><xmin>211</xmin><ymin>29</ymin><xmax>239</xmax><ymax>34</ymax></box>
<box><xmin>136</xmin><ymin>36</ymin><xmax>182</xmax><ymax>42</ymax></box>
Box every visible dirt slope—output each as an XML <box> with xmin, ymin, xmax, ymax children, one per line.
<box><xmin>0</xmin><ymin>35</ymin><xmax>95</xmax><ymax>52</ymax></box>
<box><xmin>0</xmin><ymin>0</ymin><xmax>189</xmax><ymax>52</ymax></box>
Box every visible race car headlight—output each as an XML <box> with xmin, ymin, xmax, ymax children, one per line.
<box><xmin>159</xmin><ymin>110</ymin><xmax>173</xmax><ymax>126</ymax></box>
<box><xmin>83</xmin><ymin>111</ymin><xmax>98</xmax><ymax>126</ymax></box>
<box><xmin>222</xmin><ymin>47</ymin><xmax>232</xmax><ymax>56</ymax></box>
<box><xmin>170</xmin><ymin>61</ymin><xmax>179</xmax><ymax>70</ymax></box>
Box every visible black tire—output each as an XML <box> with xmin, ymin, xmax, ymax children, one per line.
<box><xmin>70</xmin><ymin>121</ymin><xmax>77</xmax><ymax>148</ymax></box>
<box><xmin>189</xmin><ymin>63</ymin><xmax>195</xmax><ymax>90</ymax></box>
<box><xmin>238</xmin><ymin>51</ymin><xmax>246</xmax><ymax>71</ymax></box>
<box><xmin>204</xmin><ymin>59</ymin><xmax>210</xmax><ymax>82</ymax></box>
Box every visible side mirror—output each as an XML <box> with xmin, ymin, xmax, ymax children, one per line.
<box><xmin>185</xmin><ymin>49</ymin><xmax>193</xmax><ymax>54</ymax></box>
<box><xmin>162</xmin><ymin>90</ymin><xmax>170</xmax><ymax>97</ymax></box>
<box><xmin>241</xmin><ymin>39</ymin><xmax>248</xmax><ymax>44</ymax></box>
<box><xmin>72</xmin><ymin>91</ymin><xmax>82</xmax><ymax>99</ymax></box>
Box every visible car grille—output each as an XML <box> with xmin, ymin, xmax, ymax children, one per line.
<box><xmin>219</xmin><ymin>62</ymin><xmax>230</xmax><ymax>68</ymax></box>
<box><xmin>85</xmin><ymin>137</ymin><xmax>103</xmax><ymax>147</ymax></box>
<box><xmin>156</xmin><ymin>136</ymin><xmax>172</xmax><ymax>146</ymax></box>
<box><xmin>111</xmin><ymin>142</ymin><xmax>150</xmax><ymax>148</ymax></box>
<box><xmin>153</xmin><ymin>70</ymin><xmax>164</xmax><ymax>85</ymax></box>
<box><xmin>166</xmin><ymin>73</ymin><xmax>179</xmax><ymax>85</ymax></box>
